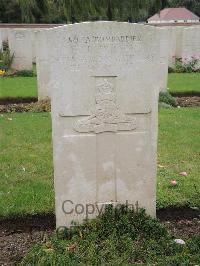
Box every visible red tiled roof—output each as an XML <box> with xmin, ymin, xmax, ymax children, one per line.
<box><xmin>148</xmin><ymin>7</ymin><xmax>199</xmax><ymax>22</ymax></box>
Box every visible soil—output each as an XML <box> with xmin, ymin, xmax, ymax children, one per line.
<box><xmin>0</xmin><ymin>98</ymin><xmax>37</xmax><ymax>105</ymax></box>
<box><xmin>0</xmin><ymin>100</ymin><xmax>50</xmax><ymax>113</ymax></box>
<box><xmin>176</xmin><ymin>96</ymin><xmax>200</xmax><ymax>107</ymax></box>
<box><xmin>0</xmin><ymin>208</ymin><xmax>199</xmax><ymax>266</ymax></box>
<box><xmin>0</xmin><ymin>214</ymin><xmax>55</xmax><ymax>266</ymax></box>
<box><xmin>0</xmin><ymin>96</ymin><xmax>199</xmax><ymax>114</ymax></box>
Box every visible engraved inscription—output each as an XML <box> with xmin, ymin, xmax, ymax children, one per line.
<box><xmin>74</xmin><ymin>79</ymin><xmax>136</xmax><ymax>133</ymax></box>
<box><xmin>66</xmin><ymin>35</ymin><xmax>142</xmax><ymax>44</ymax></box>
<box><xmin>15</xmin><ymin>33</ymin><xmax>25</xmax><ymax>40</ymax></box>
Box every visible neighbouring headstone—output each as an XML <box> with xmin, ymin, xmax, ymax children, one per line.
<box><xmin>35</xmin><ymin>30</ymin><xmax>50</xmax><ymax>100</ymax></box>
<box><xmin>182</xmin><ymin>26</ymin><xmax>200</xmax><ymax>65</ymax></box>
<box><xmin>47</xmin><ymin>22</ymin><xmax>160</xmax><ymax>227</ymax></box>
<box><xmin>0</xmin><ymin>30</ymin><xmax>2</xmax><ymax>51</ymax></box>
<box><xmin>31</xmin><ymin>29</ymin><xmax>39</xmax><ymax>63</ymax></box>
<box><xmin>167</xmin><ymin>27</ymin><xmax>177</xmax><ymax>67</ymax></box>
<box><xmin>8</xmin><ymin>29</ymin><xmax>32</xmax><ymax>70</ymax></box>
<box><xmin>158</xmin><ymin>28</ymin><xmax>170</xmax><ymax>91</ymax></box>
<box><xmin>0</xmin><ymin>28</ymin><xmax>8</xmax><ymax>42</ymax></box>
<box><xmin>174</xmin><ymin>26</ymin><xmax>184</xmax><ymax>59</ymax></box>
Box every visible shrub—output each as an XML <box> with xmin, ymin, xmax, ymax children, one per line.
<box><xmin>159</xmin><ymin>91</ymin><xmax>176</xmax><ymax>107</ymax></box>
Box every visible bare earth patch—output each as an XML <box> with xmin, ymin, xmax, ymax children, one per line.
<box><xmin>0</xmin><ymin>214</ymin><xmax>55</xmax><ymax>266</ymax></box>
<box><xmin>0</xmin><ymin>100</ymin><xmax>50</xmax><ymax>113</ymax></box>
<box><xmin>176</xmin><ymin>96</ymin><xmax>200</xmax><ymax>107</ymax></box>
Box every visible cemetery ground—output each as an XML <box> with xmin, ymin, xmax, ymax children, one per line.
<box><xmin>0</xmin><ymin>107</ymin><xmax>199</xmax><ymax>264</ymax></box>
<box><xmin>0</xmin><ymin>70</ymin><xmax>199</xmax><ymax>264</ymax></box>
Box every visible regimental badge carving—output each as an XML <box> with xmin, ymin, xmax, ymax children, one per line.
<box><xmin>74</xmin><ymin>79</ymin><xmax>136</xmax><ymax>133</ymax></box>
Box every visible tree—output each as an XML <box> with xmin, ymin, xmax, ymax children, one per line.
<box><xmin>0</xmin><ymin>0</ymin><xmax>21</xmax><ymax>23</ymax></box>
<box><xmin>167</xmin><ymin>0</ymin><xmax>200</xmax><ymax>16</ymax></box>
<box><xmin>18</xmin><ymin>0</ymin><xmax>49</xmax><ymax>23</ymax></box>
<box><xmin>0</xmin><ymin>0</ymin><xmax>170</xmax><ymax>23</ymax></box>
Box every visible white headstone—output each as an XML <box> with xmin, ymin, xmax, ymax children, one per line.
<box><xmin>182</xmin><ymin>26</ymin><xmax>200</xmax><ymax>65</ymax></box>
<box><xmin>47</xmin><ymin>22</ymin><xmax>160</xmax><ymax>227</ymax></box>
<box><xmin>8</xmin><ymin>29</ymin><xmax>32</xmax><ymax>70</ymax></box>
<box><xmin>0</xmin><ymin>28</ymin><xmax>8</xmax><ymax>42</ymax></box>
<box><xmin>0</xmin><ymin>30</ymin><xmax>2</xmax><ymax>51</ymax></box>
<box><xmin>167</xmin><ymin>27</ymin><xmax>177</xmax><ymax>67</ymax></box>
<box><xmin>35</xmin><ymin>30</ymin><xmax>50</xmax><ymax>100</ymax></box>
<box><xmin>31</xmin><ymin>29</ymin><xmax>39</xmax><ymax>63</ymax></box>
<box><xmin>174</xmin><ymin>26</ymin><xmax>184</xmax><ymax>59</ymax></box>
<box><xmin>158</xmin><ymin>28</ymin><xmax>170</xmax><ymax>91</ymax></box>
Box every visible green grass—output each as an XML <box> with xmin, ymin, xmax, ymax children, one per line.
<box><xmin>0</xmin><ymin>72</ymin><xmax>199</xmax><ymax>100</ymax></box>
<box><xmin>0</xmin><ymin>76</ymin><xmax>37</xmax><ymax>99</ymax></box>
<box><xmin>168</xmin><ymin>73</ymin><xmax>200</xmax><ymax>93</ymax></box>
<box><xmin>0</xmin><ymin>113</ymin><xmax>53</xmax><ymax>217</ymax></box>
<box><xmin>0</xmin><ymin>108</ymin><xmax>199</xmax><ymax>218</ymax></box>
<box><xmin>157</xmin><ymin>108</ymin><xmax>200</xmax><ymax>209</ymax></box>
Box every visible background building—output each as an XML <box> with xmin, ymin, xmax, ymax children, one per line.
<box><xmin>148</xmin><ymin>7</ymin><xmax>200</xmax><ymax>24</ymax></box>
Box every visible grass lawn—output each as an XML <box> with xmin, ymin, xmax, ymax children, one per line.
<box><xmin>157</xmin><ymin>108</ymin><xmax>200</xmax><ymax>209</ymax></box>
<box><xmin>0</xmin><ymin>108</ymin><xmax>199</xmax><ymax>218</ymax></box>
<box><xmin>0</xmin><ymin>112</ymin><xmax>53</xmax><ymax>217</ymax></box>
<box><xmin>0</xmin><ymin>72</ymin><xmax>200</xmax><ymax>100</ymax></box>
<box><xmin>168</xmin><ymin>73</ymin><xmax>200</xmax><ymax>94</ymax></box>
<box><xmin>0</xmin><ymin>76</ymin><xmax>38</xmax><ymax>99</ymax></box>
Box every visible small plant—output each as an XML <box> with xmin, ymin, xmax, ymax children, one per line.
<box><xmin>159</xmin><ymin>91</ymin><xmax>176</xmax><ymax>107</ymax></box>
<box><xmin>0</xmin><ymin>42</ymin><xmax>14</xmax><ymax>72</ymax></box>
<box><xmin>14</xmin><ymin>70</ymin><xmax>36</xmax><ymax>77</ymax></box>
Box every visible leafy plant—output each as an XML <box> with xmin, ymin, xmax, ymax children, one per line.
<box><xmin>159</xmin><ymin>91</ymin><xmax>176</xmax><ymax>107</ymax></box>
<box><xmin>0</xmin><ymin>42</ymin><xmax>14</xmax><ymax>71</ymax></box>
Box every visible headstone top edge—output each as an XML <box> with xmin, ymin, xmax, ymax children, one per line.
<box><xmin>45</xmin><ymin>21</ymin><xmax>158</xmax><ymax>33</ymax></box>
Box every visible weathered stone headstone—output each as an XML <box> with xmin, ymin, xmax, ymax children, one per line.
<box><xmin>182</xmin><ymin>26</ymin><xmax>200</xmax><ymax>65</ymax></box>
<box><xmin>0</xmin><ymin>30</ymin><xmax>2</xmax><ymax>51</ymax></box>
<box><xmin>31</xmin><ymin>29</ymin><xmax>39</xmax><ymax>63</ymax></box>
<box><xmin>167</xmin><ymin>26</ymin><xmax>177</xmax><ymax>67</ymax></box>
<box><xmin>35</xmin><ymin>30</ymin><xmax>50</xmax><ymax>100</ymax></box>
<box><xmin>47</xmin><ymin>22</ymin><xmax>160</xmax><ymax>227</ymax></box>
<box><xmin>174</xmin><ymin>26</ymin><xmax>184</xmax><ymax>59</ymax></box>
<box><xmin>0</xmin><ymin>29</ymin><xmax>8</xmax><ymax>42</ymax></box>
<box><xmin>8</xmin><ymin>29</ymin><xmax>32</xmax><ymax>70</ymax></box>
<box><xmin>158</xmin><ymin>28</ymin><xmax>170</xmax><ymax>91</ymax></box>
